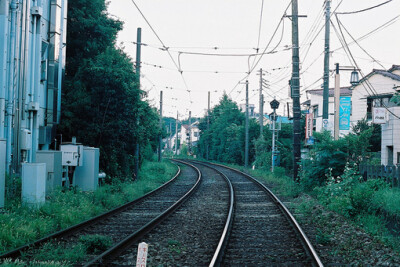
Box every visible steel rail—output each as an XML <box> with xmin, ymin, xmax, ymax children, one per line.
<box><xmin>0</xmin><ymin>163</ymin><xmax>181</xmax><ymax>260</ymax></box>
<box><xmin>84</xmin><ymin>159</ymin><xmax>202</xmax><ymax>266</ymax></box>
<box><xmin>188</xmin><ymin>160</ymin><xmax>235</xmax><ymax>267</ymax></box>
<box><xmin>201</xmin><ymin>161</ymin><xmax>324</xmax><ymax>267</ymax></box>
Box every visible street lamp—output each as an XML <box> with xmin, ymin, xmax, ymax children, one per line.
<box><xmin>270</xmin><ymin>99</ymin><xmax>280</xmax><ymax>171</ymax></box>
<box><xmin>334</xmin><ymin>63</ymin><xmax>360</xmax><ymax>140</ymax></box>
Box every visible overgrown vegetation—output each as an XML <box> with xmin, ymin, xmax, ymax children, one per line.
<box><xmin>0</xmin><ymin>160</ymin><xmax>177</xmax><ymax>257</ymax></box>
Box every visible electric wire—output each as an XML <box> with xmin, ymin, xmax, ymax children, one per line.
<box><xmin>333</xmin><ymin>14</ymin><xmax>400</xmax><ymax>119</ymax></box>
<box><xmin>336</xmin><ymin>0</ymin><xmax>393</xmax><ymax>15</ymax></box>
<box><xmin>336</xmin><ymin>18</ymin><xmax>386</xmax><ymax>69</ymax></box>
<box><xmin>129</xmin><ymin>0</ymin><xmax>192</xmax><ymax>108</ymax></box>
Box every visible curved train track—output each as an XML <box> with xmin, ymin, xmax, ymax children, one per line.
<box><xmin>0</xmin><ymin>160</ymin><xmax>323</xmax><ymax>266</ymax></box>
<box><xmin>87</xmin><ymin>160</ymin><xmax>323</xmax><ymax>266</ymax></box>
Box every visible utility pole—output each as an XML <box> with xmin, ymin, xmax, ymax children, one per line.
<box><xmin>258</xmin><ymin>69</ymin><xmax>265</xmax><ymax>138</ymax></box>
<box><xmin>245</xmin><ymin>80</ymin><xmax>249</xmax><ymax>168</ymax></box>
<box><xmin>188</xmin><ymin>111</ymin><xmax>192</xmax><ymax>155</ymax></box>
<box><xmin>135</xmin><ymin>28</ymin><xmax>141</xmax><ymax>178</ymax></box>
<box><xmin>158</xmin><ymin>91</ymin><xmax>163</xmax><ymax>162</ymax></box>
<box><xmin>207</xmin><ymin>91</ymin><xmax>210</xmax><ymax>160</ymax></box>
<box><xmin>169</xmin><ymin>121</ymin><xmax>172</xmax><ymax>152</ymax></box>
<box><xmin>334</xmin><ymin>63</ymin><xmax>340</xmax><ymax>140</ymax></box>
<box><xmin>175</xmin><ymin>111</ymin><xmax>178</xmax><ymax>155</ymax></box>
<box><xmin>322</xmin><ymin>0</ymin><xmax>331</xmax><ymax>129</ymax></box>
<box><xmin>291</xmin><ymin>0</ymin><xmax>301</xmax><ymax>180</ymax></box>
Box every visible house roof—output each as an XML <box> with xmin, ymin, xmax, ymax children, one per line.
<box><xmin>307</xmin><ymin>87</ymin><xmax>352</xmax><ymax>97</ymax></box>
<box><xmin>358</xmin><ymin>69</ymin><xmax>400</xmax><ymax>84</ymax></box>
<box><xmin>388</xmin><ymin>65</ymin><xmax>400</xmax><ymax>73</ymax></box>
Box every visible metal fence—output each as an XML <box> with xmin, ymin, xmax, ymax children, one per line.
<box><xmin>359</xmin><ymin>165</ymin><xmax>400</xmax><ymax>187</ymax></box>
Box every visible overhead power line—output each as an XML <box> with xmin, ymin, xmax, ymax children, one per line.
<box><xmin>336</xmin><ymin>0</ymin><xmax>393</xmax><ymax>15</ymax></box>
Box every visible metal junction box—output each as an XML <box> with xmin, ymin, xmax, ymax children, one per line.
<box><xmin>36</xmin><ymin>150</ymin><xmax>62</xmax><ymax>195</ymax></box>
<box><xmin>20</xmin><ymin>129</ymin><xmax>32</xmax><ymax>150</ymax></box>
<box><xmin>60</xmin><ymin>144</ymin><xmax>83</xmax><ymax>166</ymax></box>
<box><xmin>74</xmin><ymin>147</ymin><xmax>100</xmax><ymax>191</ymax></box>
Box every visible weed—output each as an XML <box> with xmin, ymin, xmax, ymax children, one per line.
<box><xmin>315</xmin><ymin>229</ymin><xmax>331</xmax><ymax>245</ymax></box>
<box><xmin>79</xmin><ymin>234</ymin><xmax>113</xmax><ymax>254</ymax></box>
<box><xmin>167</xmin><ymin>239</ymin><xmax>182</xmax><ymax>254</ymax></box>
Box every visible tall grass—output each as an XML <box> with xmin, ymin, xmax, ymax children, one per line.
<box><xmin>0</xmin><ymin>160</ymin><xmax>177</xmax><ymax>255</ymax></box>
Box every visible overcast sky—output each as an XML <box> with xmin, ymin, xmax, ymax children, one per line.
<box><xmin>107</xmin><ymin>0</ymin><xmax>400</xmax><ymax>120</ymax></box>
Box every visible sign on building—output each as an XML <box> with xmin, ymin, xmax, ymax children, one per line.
<box><xmin>339</xmin><ymin>97</ymin><xmax>351</xmax><ymax>130</ymax></box>
<box><xmin>373</xmin><ymin>107</ymin><xmax>387</xmax><ymax>124</ymax></box>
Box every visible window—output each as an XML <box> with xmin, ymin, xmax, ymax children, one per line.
<box><xmin>388</xmin><ymin>146</ymin><xmax>394</xmax><ymax>165</ymax></box>
<box><xmin>367</xmin><ymin>98</ymin><xmax>373</xmax><ymax>120</ymax></box>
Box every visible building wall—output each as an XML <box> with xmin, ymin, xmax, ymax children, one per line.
<box><xmin>0</xmin><ymin>0</ymin><xmax>67</xmax><ymax>172</ymax></box>
<box><xmin>381</xmin><ymin>107</ymin><xmax>400</xmax><ymax>165</ymax></box>
<box><xmin>392</xmin><ymin>69</ymin><xmax>400</xmax><ymax>76</ymax></box>
<box><xmin>351</xmin><ymin>74</ymin><xmax>400</xmax><ymax>125</ymax></box>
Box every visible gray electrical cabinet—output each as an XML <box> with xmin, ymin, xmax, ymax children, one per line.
<box><xmin>21</xmin><ymin>163</ymin><xmax>46</xmax><ymax>207</ymax></box>
<box><xmin>74</xmin><ymin>147</ymin><xmax>100</xmax><ymax>191</ymax></box>
<box><xmin>0</xmin><ymin>139</ymin><xmax>6</xmax><ymax>208</ymax></box>
<box><xmin>36</xmin><ymin>150</ymin><xmax>62</xmax><ymax>195</ymax></box>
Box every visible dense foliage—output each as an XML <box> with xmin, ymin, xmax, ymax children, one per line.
<box><xmin>301</xmin><ymin>120</ymin><xmax>378</xmax><ymax>189</ymax></box>
<box><xmin>59</xmin><ymin>0</ymin><xmax>160</xmax><ymax>178</ymax></box>
<box><xmin>197</xmin><ymin>94</ymin><xmax>258</xmax><ymax>165</ymax></box>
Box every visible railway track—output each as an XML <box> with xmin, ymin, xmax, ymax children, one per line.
<box><xmin>1</xmin><ymin>160</ymin><xmax>323</xmax><ymax>266</ymax></box>
<box><xmin>85</xmin><ymin>160</ymin><xmax>322</xmax><ymax>266</ymax></box>
<box><xmin>0</xmin><ymin>160</ymin><xmax>200</xmax><ymax>265</ymax></box>
<box><xmin>204</xmin><ymin>161</ymin><xmax>323</xmax><ymax>266</ymax></box>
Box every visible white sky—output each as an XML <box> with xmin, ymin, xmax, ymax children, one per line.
<box><xmin>107</xmin><ymin>0</ymin><xmax>400</xmax><ymax>119</ymax></box>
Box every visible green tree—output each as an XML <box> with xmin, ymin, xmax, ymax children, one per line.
<box><xmin>60</xmin><ymin>0</ymin><xmax>160</xmax><ymax>179</ymax></box>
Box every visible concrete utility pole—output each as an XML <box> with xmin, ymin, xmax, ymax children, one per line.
<box><xmin>322</xmin><ymin>0</ymin><xmax>331</xmax><ymax>128</ymax></box>
<box><xmin>207</xmin><ymin>91</ymin><xmax>210</xmax><ymax>160</ymax></box>
<box><xmin>158</xmin><ymin>91</ymin><xmax>163</xmax><ymax>162</ymax></box>
<box><xmin>245</xmin><ymin>80</ymin><xmax>249</xmax><ymax>168</ymax></box>
<box><xmin>175</xmin><ymin>111</ymin><xmax>178</xmax><ymax>155</ymax></box>
<box><xmin>258</xmin><ymin>69</ymin><xmax>265</xmax><ymax>138</ymax></box>
<box><xmin>135</xmin><ymin>28</ymin><xmax>141</xmax><ymax>178</ymax></box>
<box><xmin>291</xmin><ymin>0</ymin><xmax>301</xmax><ymax>180</ymax></box>
<box><xmin>334</xmin><ymin>63</ymin><xmax>340</xmax><ymax>140</ymax></box>
<box><xmin>188</xmin><ymin>111</ymin><xmax>192</xmax><ymax>155</ymax></box>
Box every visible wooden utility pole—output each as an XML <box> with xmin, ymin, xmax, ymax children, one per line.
<box><xmin>135</xmin><ymin>27</ymin><xmax>141</xmax><ymax>178</ymax></box>
<box><xmin>291</xmin><ymin>0</ymin><xmax>301</xmax><ymax>180</ymax></box>
<box><xmin>322</xmin><ymin>0</ymin><xmax>331</xmax><ymax>128</ymax></box>
<box><xmin>158</xmin><ymin>91</ymin><xmax>163</xmax><ymax>162</ymax></box>
<box><xmin>245</xmin><ymin>80</ymin><xmax>249</xmax><ymax>168</ymax></box>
